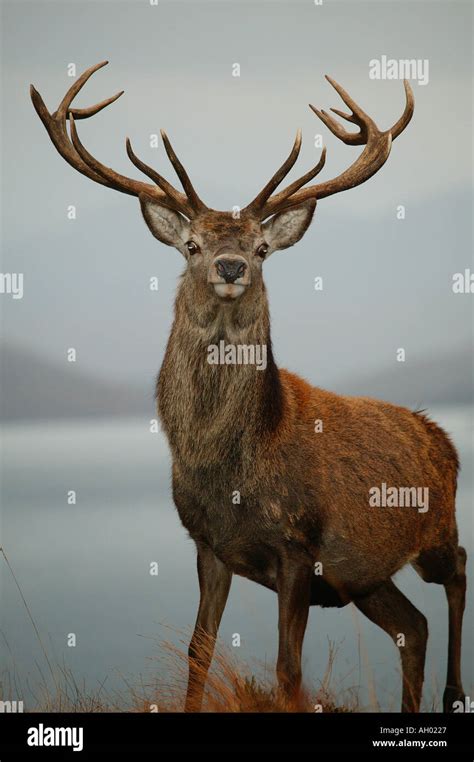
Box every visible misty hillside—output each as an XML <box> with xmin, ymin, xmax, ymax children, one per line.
<box><xmin>0</xmin><ymin>342</ymin><xmax>472</xmax><ymax>422</ymax></box>
<box><xmin>332</xmin><ymin>345</ymin><xmax>473</xmax><ymax>408</ymax></box>
<box><xmin>0</xmin><ymin>344</ymin><xmax>153</xmax><ymax>421</ymax></box>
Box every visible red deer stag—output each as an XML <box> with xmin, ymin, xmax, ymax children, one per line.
<box><xmin>31</xmin><ymin>62</ymin><xmax>466</xmax><ymax>713</ymax></box>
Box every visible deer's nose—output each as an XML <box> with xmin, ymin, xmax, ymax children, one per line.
<box><xmin>215</xmin><ymin>258</ymin><xmax>247</xmax><ymax>284</ymax></box>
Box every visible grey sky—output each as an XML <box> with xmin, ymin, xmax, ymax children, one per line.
<box><xmin>1</xmin><ymin>0</ymin><xmax>472</xmax><ymax>391</ymax></box>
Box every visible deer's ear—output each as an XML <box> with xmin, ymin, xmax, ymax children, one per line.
<box><xmin>139</xmin><ymin>194</ymin><xmax>190</xmax><ymax>252</ymax></box>
<box><xmin>262</xmin><ymin>199</ymin><xmax>316</xmax><ymax>253</ymax></box>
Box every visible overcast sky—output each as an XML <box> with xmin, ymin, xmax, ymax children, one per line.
<box><xmin>1</xmin><ymin>0</ymin><xmax>472</xmax><ymax>391</ymax></box>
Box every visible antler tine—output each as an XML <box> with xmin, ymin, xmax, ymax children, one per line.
<box><xmin>68</xmin><ymin>90</ymin><xmax>124</xmax><ymax>120</ymax></box>
<box><xmin>260</xmin><ymin>148</ymin><xmax>327</xmax><ymax>219</ymax></box>
<box><xmin>329</xmin><ymin>107</ymin><xmax>358</xmax><ymax>124</ymax></box>
<box><xmin>160</xmin><ymin>130</ymin><xmax>206</xmax><ymax>213</ymax></box>
<box><xmin>126</xmin><ymin>138</ymin><xmax>193</xmax><ymax>216</ymax></box>
<box><xmin>67</xmin><ymin>114</ymin><xmax>160</xmax><ymax>200</ymax></box>
<box><xmin>244</xmin><ymin>130</ymin><xmax>302</xmax><ymax>214</ymax></box>
<box><xmin>324</xmin><ymin>75</ymin><xmax>371</xmax><ymax>120</ymax></box>
<box><xmin>55</xmin><ymin>60</ymin><xmax>110</xmax><ymax>118</ymax></box>
<box><xmin>310</xmin><ymin>106</ymin><xmax>366</xmax><ymax>145</ymax></box>
<box><xmin>390</xmin><ymin>79</ymin><xmax>414</xmax><ymax>139</ymax></box>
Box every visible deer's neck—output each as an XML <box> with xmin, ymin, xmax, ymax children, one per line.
<box><xmin>157</xmin><ymin>284</ymin><xmax>284</xmax><ymax>471</ymax></box>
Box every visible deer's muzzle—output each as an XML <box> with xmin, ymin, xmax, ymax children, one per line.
<box><xmin>209</xmin><ymin>254</ymin><xmax>250</xmax><ymax>299</ymax></box>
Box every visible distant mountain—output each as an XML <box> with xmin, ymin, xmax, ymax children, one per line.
<box><xmin>331</xmin><ymin>345</ymin><xmax>473</xmax><ymax>408</ymax></box>
<box><xmin>0</xmin><ymin>342</ymin><xmax>472</xmax><ymax>422</ymax></box>
<box><xmin>0</xmin><ymin>344</ymin><xmax>153</xmax><ymax>421</ymax></box>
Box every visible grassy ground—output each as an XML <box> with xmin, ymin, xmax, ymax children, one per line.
<box><xmin>1</xmin><ymin>642</ymin><xmax>357</xmax><ymax>713</ymax></box>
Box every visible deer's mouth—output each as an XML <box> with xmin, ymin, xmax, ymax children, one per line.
<box><xmin>213</xmin><ymin>283</ymin><xmax>247</xmax><ymax>300</ymax></box>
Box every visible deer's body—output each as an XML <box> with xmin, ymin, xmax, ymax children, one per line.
<box><xmin>158</xmin><ymin>272</ymin><xmax>459</xmax><ymax>605</ymax></box>
<box><xmin>33</xmin><ymin>62</ymin><xmax>467</xmax><ymax>713</ymax></box>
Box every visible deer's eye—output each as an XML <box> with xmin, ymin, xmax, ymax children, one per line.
<box><xmin>256</xmin><ymin>243</ymin><xmax>269</xmax><ymax>258</ymax></box>
<box><xmin>186</xmin><ymin>241</ymin><xmax>199</xmax><ymax>255</ymax></box>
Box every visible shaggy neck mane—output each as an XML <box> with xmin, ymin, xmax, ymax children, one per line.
<box><xmin>157</xmin><ymin>283</ymin><xmax>284</xmax><ymax>469</ymax></box>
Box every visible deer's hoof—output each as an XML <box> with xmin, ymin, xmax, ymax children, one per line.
<box><xmin>442</xmin><ymin>685</ymin><xmax>466</xmax><ymax>713</ymax></box>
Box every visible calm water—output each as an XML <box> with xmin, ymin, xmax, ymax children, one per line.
<box><xmin>1</xmin><ymin>407</ymin><xmax>472</xmax><ymax>711</ymax></box>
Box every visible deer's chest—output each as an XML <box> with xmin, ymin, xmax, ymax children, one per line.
<box><xmin>170</xmin><ymin>462</ymin><xmax>317</xmax><ymax>588</ymax></box>
<box><xmin>180</xmin><ymin>497</ymin><xmax>280</xmax><ymax>589</ymax></box>
<box><xmin>173</xmin><ymin>468</ymin><xmax>271</xmax><ymax>547</ymax></box>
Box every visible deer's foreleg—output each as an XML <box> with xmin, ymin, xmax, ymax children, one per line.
<box><xmin>185</xmin><ymin>542</ymin><xmax>232</xmax><ymax>712</ymax></box>
<box><xmin>276</xmin><ymin>556</ymin><xmax>312</xmax><ymax>704</ymax></box>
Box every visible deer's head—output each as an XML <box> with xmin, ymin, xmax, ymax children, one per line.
<box><xmin>140</xmin><ymin>199</ymin><xmax>317</xmax><ymax>305</ymax></box>
<box><xmin>31</xmin><ymin>61</ymin><xmax>413</xmax><ymax>312</ymax></box>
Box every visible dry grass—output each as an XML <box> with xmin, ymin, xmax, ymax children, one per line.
<box><xmin>143</xmin><ymin>632</ymin><xmax>357</xmax><ymax>713</ymax></box>
<box><xmin>1</xmin><ymin>628</ymin><xmax>356</xmax><ymax>713</ymax></box>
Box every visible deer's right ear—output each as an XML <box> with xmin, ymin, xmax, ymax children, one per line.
<box><xmin>139</xmin><ymin>194</ymin><xmax>190</xmax><ymax>253</ymax></box>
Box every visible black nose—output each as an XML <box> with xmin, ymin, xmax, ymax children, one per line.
<box><xmin>215</xmin><ymin>259</ymin><xmax>247</xmax><ymax>284</ymax></box>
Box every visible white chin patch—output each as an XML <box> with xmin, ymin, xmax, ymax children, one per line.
<box><xmin>213</xmin><ymin>283</ymin><xmax>246</xmax><ymax>299</ymax></box>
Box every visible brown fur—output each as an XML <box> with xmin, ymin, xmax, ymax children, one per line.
<box><xmin>155</xmin><ymin>215</ymin><xmax>466</xmax><ymax>712</ymax></box>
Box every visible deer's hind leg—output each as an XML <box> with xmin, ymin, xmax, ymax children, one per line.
<box><xmin>413</xmin><ymin>543</ymin><xmax>467</xmax><ymax>712</ymax></box>
<box><xmin>354</xmin><ymin>580</ymin><xmax>428</xmax><ymax>712</ymax></box>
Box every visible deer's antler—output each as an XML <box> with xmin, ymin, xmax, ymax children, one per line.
<box><xmin>245</xmin><ymin>76</ymin><xmax>414</xmax><ymax>220</ymax></box>
<box><xmin>30</xmin><ymin>61</ymin><xmax>206</xmax><ymax>218</ymax></box>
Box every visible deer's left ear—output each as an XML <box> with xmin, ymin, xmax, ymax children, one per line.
<box><xmin>262</xmin><ymin>198</ymin><xmax>317</xmax><ymax>253</ymax></box>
